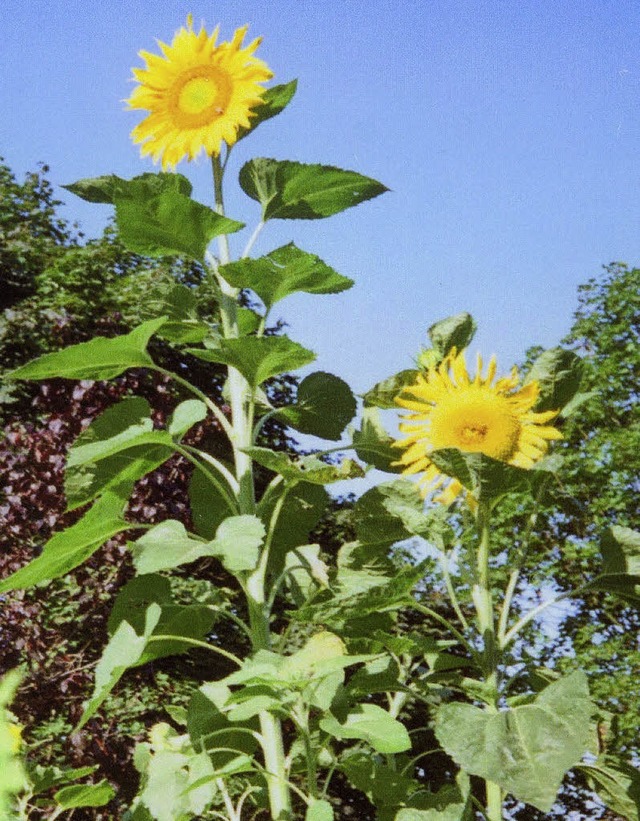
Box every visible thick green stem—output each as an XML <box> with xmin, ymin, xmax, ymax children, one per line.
<box><xmin>210</xmin><ymin>154</ymin><xmax>291</xmax><ymax>820</ymax></box>
<box><xmin>473</xmin><ymin>503</ymin><xmax>503</xmax><ymax>819</ymax></box>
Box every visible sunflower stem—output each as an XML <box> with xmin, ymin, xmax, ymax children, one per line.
<box><xmin>210</xmin><ymin>153</ymin><xmax>292</xmax><ymax>821</ymax></box>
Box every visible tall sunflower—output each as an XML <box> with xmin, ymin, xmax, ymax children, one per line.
<box><xmin>393</xmin><ymin>348</ymin><xmax>562</xmax><ymax>503</ymax></box>
<box><xmin>126</xmin><ymin>15</ymin><xmax>273</xmax><ymax>170</ymax></box>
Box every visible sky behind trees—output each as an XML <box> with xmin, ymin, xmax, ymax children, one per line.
<box><xmin>2</xmin><ymin>0</ymin><xmax>639</xmax><ymax>394</ymax></box>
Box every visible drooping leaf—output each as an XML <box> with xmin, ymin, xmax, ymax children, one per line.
<box><xmin>320</xmin><ymin>704</ymin><xmax>411</xmax><ymax>754</ymax></box>
<box><xmin>235</xmin><ymin>79</ymin><xmax>298</xmax><ymax>142</ymax></box>
<box><xmin>77</xmin><ymin>604</ymin><xmax>162</xmax><ymax>729</ymax></box>
<box><xmin>246</xmin><ymin>447</ymin><xmax>364</xmax><ymax>485</ymax></box>
<box><xmin>434</xmin><ymin>671</ymin><xmax>592</xmax><ymax>812</ymax></box>
<box><xmin>0</xmin><ymin>491</ymin><xmax>133</xmax><ymax>593</ymax></box>
<box><xmin>220</xmin><ymin>243</ymin><xmax>353</xmax><ymax>309</ymax></box>
<box><xmin>579</xmin><ymin>755</ymin><xmax>640</xmax><ymax>821</ymax></box>
<box><xmin>131</xmin><ymin>520</ymin><xmax>207</xmax><ymax>575</ymax></box>
<box><xmin>54</xmin><ymin>781</ymin><xmax>116</xmax><ymax>809</ymax></box>
<box><xmin>187</xmin><ymin>335</ymin><xmax>315</xmax><ymax>387</ymax></box>
<box><xmin>363</xmin><ymin>369</ymin><xmax>420</xmax><ymax>409</ymax></box>
<box><xmin>65</xmin><ymin>397</ymin><xmax>170</xmax><ymax>510</ymax></box>
<box><xmin>583</xmin><ymin>572</ymin><xmax>640</xmax><ymax>607</ymax></box>
<box><xmin>9</xmin><ymin>317</ymin><xmax>166</xmax><ymax>381</ymax></box>
<box><xmin>204</xmin><ymin>515</ymin><xmax>265</xmax><ymax>574</ymax></box>
<box><xmin>277</xmin><ymin>371</ymin><xmax>356</xmax><ymax>440</ymax></box>
<box><xmin>526</xmin><ymin>348</ymin><xmax>584</xmax><ymax>413</ymax></box>
<box><xmin>428</xmin><ymin>313</ymin><xmax>477</xmax><ymax>357</ymax></box>
<box><xmin>352</xmin><ymin>406</ymin><xmax>403</xmax><ymax>473</ymax></box>
<box><xmin>239</xmin><ymin>158</ymin><xmax>388</xmax><ymax>221</ymax></box>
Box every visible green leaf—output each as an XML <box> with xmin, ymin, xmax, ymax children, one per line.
<box><xmin>277</xmin><ymin>371</ymin><xmax>356</xmax><ymax>440</ymax></box>
<box><xmin>115</xmin><ymin>177</ymin><xmax>243</xmax><ymax>260</ymax></box>
<box><xmin>285</xmin><ymin>544</ymin><xmax>329</xmax><ymax>604</ymax></box>
<box><xmin>363</xmin><ymin>369</ymin><xmax>419</xmax><ymax>409</ymax></box>
<box><xmin>239</xmin><ymin>158</ymin><xmax>388</xmax><ymax>221</ymax></box>
<box><xmin>354</xmin><ymin>479</ymin><xmax>432</xmax><ymax>550</ymax></box>
<box><xmin>78</xmin><ymin>604</ymin><xmax>162</xmax><ymax>729</ymax></box>
<box><xmin>189</xmin><ymin>466</ymin><xmax>235</xmax><ymax>540</ymax></box>
<box><xmin>429</xmin><ymin>449</ymin><xmax>540</xmax><ymax>504</ymax></box>
<box><xmin>9</xmin><ymin>317</ymin><xmax>166</xmax><ymax>381</ymax></box>
<box><xmin>235</xmin><ymin>79</ymin><xmax>298</xmax><ymax>142</ymax></box>
<box><xmin>526</xmin><ymin>348</ymin><xmax>584</xmax><ymax>412</ymax></box>
<box><xmin>434</xmin><ymin>671</ymin><xmax>592</xmax><ymax>812</ymax></box>
<box><xmin>187</xmin><ymin>684</ymin><xmax>258</xmax><ymax>766</ymax></box>
<box><xmin>204</xmin><ymin>515</ymin><xmax>265</xmax><ymax>574</ymax></box>
<box><xmin>579</xmin><ymin>756</ymin><xmax>640</xmax><ymax>821</ymax></box>
<box><xmin>131</xmin><ymin>520</ymin><xmax>207</xmax><ymax>575</ymax></box>
<box><xmin>168</xmin><ymin>400</ymin><xmax>208</xmax><ymax>437</ymax></box>
<box><xmin>220</xmin><ymin>243</ymin><xmax>353</xmax><ymax>310</ymax></box>
<box><xmin>320</xmin><ymin>704</ymin><xmax>410</xmax><ymax>753</ymax></box>
<box><xmin>339</xmin><ymin>751</ymin><xmax>420</xmax><ymax>810</ymax></box>
<box><xmin>63</xmin><ymin>174</ymin><xmax>126</xmax><ymax>203</ymax></box>
<box><xmin>187</xmin><ymin>335</ymin><xmax>315</xmax><ymax>387</ymax></box>
<box><xmin>64</xmin><ymin>171</ymin><xmax>193</xmax><ymax>203</ymax></box>
<box><xmin>106</xmin><ymin>575</ymin><xmax>215</xmax><ymax>662</ymax></box>
<box><xmin>428</xmin><ymin>313</ymin><xmax>477</xmax><ymax>356</ymax></box>
<box><xmin>54</xmin><ymin>781</ymin><xmax>115</xmax><ymax>809</ymax></box>
<box><xmin>583</xmin><ymin>572</ymin><xmax>640</xmax><ymax>607</ymax></box>
<box><xmin>246</xmin><ymin>447</ymin><xmax>364</xmax><ymax>485</ymax></box>
<box><xmin>306</xmin><ymin>798</ymin><xmax>334</xmax><ymax>821</ymax></box>
<box><xmin>353</xmin><ymin>406</ymin><xmax>403</xmax><ymax>472</ymax></box>
<box><xmin>65</xmin><ymin>397</ymin><xmax>170</xmax><ymax>510</ymax></box>
<box><xmin>145</xmin><ymin>283</ymin><xmax>210</xmax><ymax>344</ymax></box>
<box><xmin>600</xmin><ymin>525</ymin><xmax>640</xmax><ymax>575</ymax></box>
<box><xmin>258</xmin><ymin>482</ymin><xmax>329</xmax><ymax>578</ymax></box>
<box><xmin>0</xmin><ymin>491</ymin><xmax>131</xmax><ymax>593</ymax></box>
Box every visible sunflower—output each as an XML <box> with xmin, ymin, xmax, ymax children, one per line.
<box><xmin>393</xmin><ymin>348</ymin><xmax>562</xmax><ymax>503</ymax></box>
<box><xmin>126</xmin><ymin>15</ymin><xmax>273</xmax><ymax>170</ymax></box>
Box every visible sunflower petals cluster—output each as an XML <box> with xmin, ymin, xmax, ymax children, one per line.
<box><xmin>393</xmin><ymin>348</ymin><xmax>562</xmax><ymax>503</ymax></box>
<box><xmin>126</xmin><ymin>15</ymin><xmax>273</xmax><ymax>170</ymax></box>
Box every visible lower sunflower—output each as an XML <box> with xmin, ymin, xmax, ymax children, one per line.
<box><xmin>393</xmin><ymin>348</ymin><xmax>562</xmax><ymax>504</ymax></box>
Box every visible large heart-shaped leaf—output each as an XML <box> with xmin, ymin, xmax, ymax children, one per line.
<box><xmin>187</xmin><ymin>336</ymin><xmax>315</xmax><ymax>387</ymax></box>
<box><xmin>434</xmin><ymin>671</ymin><xmax>592</xmax><ymax>811</ymax></box>
<box><xmin>277</xmin><ymin>371</ymin><xmax>356</xmax><ymax>440</ymax></box>
<box><xmin>239</xmin><ymin>158</ymin><xmax>388</xmax><ymax>221</ymax></box>
<box><xmin>220</xmin><ymin>243</ymin><xmax>352</xmax><ymax>310</ymax></box>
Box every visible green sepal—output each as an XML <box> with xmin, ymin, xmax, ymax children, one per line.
<box><xmin>8</xmin><ymin>317</ymin><xmax>166</xmax><ymax>382</ymax></box>
<box><xmin>187</xmin><ymin>335</ymin><xmax>315</xmax><ymax>387</ymax></box>
<box><xmin>220</xmin><ymin>243</ymin><xmax>353</xmax><ymax>310</ymax></box>
<box><xmin>429</xmin><ymin>448</ymin><xmax>551</xmax><ymax>504</ymax></box>
<box><xmin>235</xmin><ymin>79</ymin><xmax>298</xmax><ymax>143</ymax></box>
<box><xmin>434</xmin><ymin>671</ymin><xmax>592</xmax><ymax>812</ymax></box>
<box><xmin>239</xmin><ymin>158</ymin><xmax>388</xmax><ymax>221</ymax></box>
<box><xmin>0</xmin><ymin>490</ymin><xmax>133</xmax><ymax>592</ymax></box>
<box><xmin>277</xmin><ymin>371</ymin><xmax>356</xmax><ymax>440</ymax></box>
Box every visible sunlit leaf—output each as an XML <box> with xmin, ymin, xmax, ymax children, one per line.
<box><xmin>239</xmin><ymin>158</ymin><xmax>388</xmax><ymax>221</ymax></box>
<box><xmin>320</xmin><ymin>704</ymin><xmax>410</xmax><ymax>753</ymax></box>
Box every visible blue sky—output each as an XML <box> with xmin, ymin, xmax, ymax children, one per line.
<box><xmin>2</xmin><ymin>0</ymin><xmax>639</xmax><ymax>398</ymax></box>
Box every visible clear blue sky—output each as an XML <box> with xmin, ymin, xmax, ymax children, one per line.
<box><xmin>2</xmin><ymin>0</ymin><xmax>639</xmax><ymax>396</ymax></box>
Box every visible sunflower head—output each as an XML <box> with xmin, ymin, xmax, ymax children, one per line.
<box><xmin>126</xmin><ymin>15</ymin><xmax>273</xmax><ymax>170</ymax></box>
<box><xmin>393</xmin><ymin>348</ymin><xmax>562</xmax><ymax>504</ymax></box>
